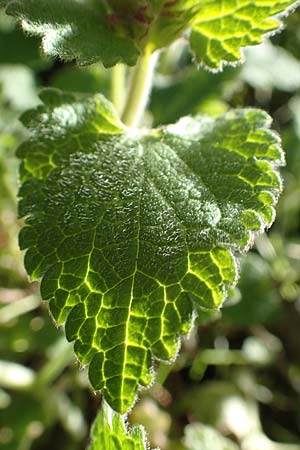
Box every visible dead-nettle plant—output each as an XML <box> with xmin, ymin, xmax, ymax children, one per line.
<box><xmin>1</xmin><ymin>0</ymin><xmax>299</xmax><ymax>447</ymax></box>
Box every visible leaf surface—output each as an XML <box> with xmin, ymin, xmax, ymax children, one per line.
<box><xmin>88</xmin><ymin>401</ymin><xmax>150</xmax><ymax>450</ymax></box>
<box><xmin>0</xmin><ymin>0</ymin><xmax>139</xmax><ymax>66</ymax></box>
<box><xmin>18</xmin><ymin>89</ymin><xmax>283</xmax><ymax>413</ymax></box>
<box><xmin>190</xmin><ymin>0</ymin><xmax>298</xmax><ymax>71</ymax></box>
<box><xmin>1</xmin><ymin>0</ymin><xmax>297</xmax><ymax>70</ymax></box>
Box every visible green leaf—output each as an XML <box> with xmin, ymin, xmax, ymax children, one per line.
<box><xmin>88</xmin><ymin>401</ymin><xmax>149</xmax><ymax>450</ymax></box>
<box><xmin>1</xmin><ymin>0</ymin><xmax>139</xmax><ymax>67</ymax></box>
<box><xmin>139</xmin><ymin>0</ymin><xmax>200</xmax><ymax>50</ymax></box>
<box><xmin>18</xmin><ymin>89</ymin><xmax>283</xmax><ymax>413</ymax></box>
<box><xmin>190</xmin><ymin>0</ymin><xmax>298</xmax><ymax>71</ymax></box>
<box><xmin>1</xmin><ymin>0</ymin><xmax>297</xmax><ymax>70</ymax></box>
<box><xmin>0</xmin><ymin>9</ymin><xmax>44</xmax><ymax>68</ymax></box>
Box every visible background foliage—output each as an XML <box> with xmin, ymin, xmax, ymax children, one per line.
<box><xmin>1</xmin><ymin>6</ymin><xmax>300</xmax><ymax>450</ymax></box>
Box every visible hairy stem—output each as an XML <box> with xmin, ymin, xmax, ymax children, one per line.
<box><xmin>122</xmin><ymin>47</ymin><xmax>158</xmax><ymax>128</ymax></box>
<box><xmin>111</xmin><ymin>64</ymin><xmax>126</xmax><ymax>116</ymax></box>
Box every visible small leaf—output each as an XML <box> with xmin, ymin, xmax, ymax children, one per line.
<box><xmin>190</xmin><ymin>0</ymin><xmax>298</xmax><ymax>71</ymax></box>
<box><xmin>1</xmin><ymin>0</ymin><xmax>139</xmax><ymax>67</ymax></box>
<box><xmin>18</xmin><ymin>89</ymin><xmax>283</xmax><ymax>413</ymax></box>
<box><xmin>88</xmin><ymin>401</ymin><xmax>150</xmax><ymax>450</ymax></box>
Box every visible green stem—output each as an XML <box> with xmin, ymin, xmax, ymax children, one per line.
<box><xmin>111</xmin><ymin>64</ymin><xmax>126</xmax><ymax>116</ymax></box>
<box><xmin>155</xmin><ymin>361</ymin><xmax>174</xmax><ymax>386</ymax></box>
<box><xmin>122</xmin><ymin>47</ymin><xmax>158</xmax><ymax>128</ymax></box>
